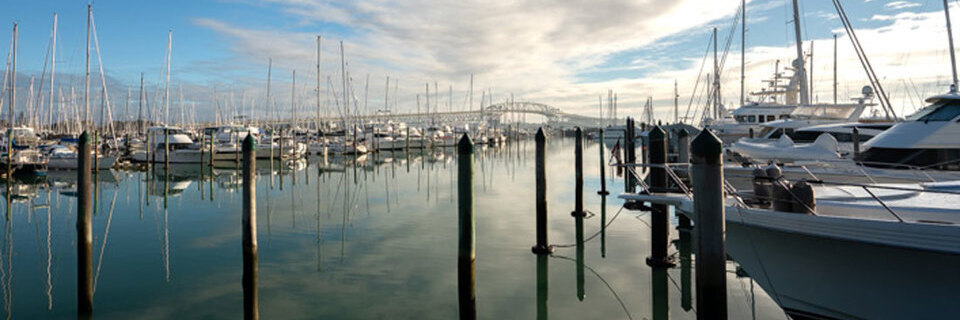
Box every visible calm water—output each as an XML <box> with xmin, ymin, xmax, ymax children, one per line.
<box><xmin>2</xmin><ymin>138</ymin><xmax>786</xmax><ymax>319</ymax></box>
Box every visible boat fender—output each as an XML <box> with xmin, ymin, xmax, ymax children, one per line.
<box><xmin>752</xmin><ymin>168</ymin><xmax>771</xmax><ymax>205</ymax></box>
<box><xmin>771</xmin><ymin>178</ymin><xmax>794</xmax><ymax>213</ymax></box>
<box><xmin>791</xmin><ymin>180</ymin><xmax>816</xmax><ymax>215</ymax></box>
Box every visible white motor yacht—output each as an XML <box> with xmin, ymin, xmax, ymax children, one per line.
<box><xmin>131</xmin><ymin>126</ymin><xmax>204</xmax><ymax>163</ymax></box>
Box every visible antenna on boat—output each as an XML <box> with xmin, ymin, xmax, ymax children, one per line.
<box><xmin>944</xmin><ymin>0</ymin><xmax>959</xmax><ymax>93</ymax></box>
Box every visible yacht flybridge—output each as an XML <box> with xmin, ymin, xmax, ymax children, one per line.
<box><xmin>857</xmin><ymin>93</ymin><xmax>960</xmax><ymax>170</ymax></box>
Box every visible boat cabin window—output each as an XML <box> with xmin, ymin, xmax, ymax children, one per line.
<box><xmin>766</xmin><ymin>115</ymin><xmax>776</xmax><ymax>122</ymax></box>
<box><xmin>747</xmin><ymin>115</ymin><xmax>756</xmax><ymax>123</ymax></box>
<box><xmin>758</xmin><ymin>115</ymin><xmax>766</xmax><ymax>123</ymax></box>
<box><xmin>914</xmin><ymin>102</ymin><xmax>960</xmax><ymax>122</ymax></box>
<box><xmin>779</xmin><ymin>115</ymin><xmax>790</xmax><ymax>119</ymax></box>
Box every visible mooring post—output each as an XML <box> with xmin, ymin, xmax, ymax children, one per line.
<box><xmin>209</xmin><ymin>132</ymin><xmax>215</xmax><ymax>167</ymax></box>
<box><xmin>624</xmin><ymin>118</ymin><xmax>636</xmax><ymax>193</ymax></box>
<box><xmin>598</xmin><ymin>129</ymin><xmax>609</xmax><ymax>195</ymax></box>
<box><xmin>852</xmin><ymin>127</ymin><xmax>861</xmax><ymax>159</ymax></box>
<box><xmin>677</xmin><ymin>129</ymin><xmax>690</xmax><ymax>165</ymax></box>
<box><xmin>457</xmin><ymin>134</ymin><xmax>477</xmax><ymax>320</ymax></box>
<box><xmin>572</xmin><ymin>127</ymin><xmax>586</xmax><ymax>217</ymax></box>
<box><xmin>531</xmin><ymin>128</ymin><xmax>554</xmax><ymax>254</ymax></box>
<box><xmin>164</xmin><ymin>128</ymin><xmax>170</xmax><ymax>170</ymax></box>
<box><xmin>241</xmin><ymin>135</ymin><xmax>258</xmax><ymax>320</ymax></box>
<box><xmin>748</xmin><ymin>128</ymin><xmax>754</xmax><ymax>139</ymax></box>
<box><xmin>646</xmin><ymin>126</ymin><xmax>676</xmax><ymax>267</ymax></box>
<box><xmin>691</xmin><ymin>129</ymin><xmax>727</xmax><ymax>319</ymax></box>
<box><xmin>77</xmin><ymin>131</ymin><xmax>94</xmax><ymax>316</ymax></box>
<box><xmin>200</xmin><ymin>134</ymin><xmax>205</xmax><ymax>170</ymax></box>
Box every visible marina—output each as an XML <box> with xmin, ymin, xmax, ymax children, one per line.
<box><xmin>1</xmin><ymin>0</ymin><xmax>960</xmax><ymax>319</ymax></box>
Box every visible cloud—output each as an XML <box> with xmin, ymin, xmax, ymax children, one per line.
<box><xmin>179</xmin><ymin>0</ymin><xmax>960</xmax><ymax>123</ymax></box>
<box><xmin>885</xmin><ymin>1</ymin><xmax>921</xmax><ymax>10</ymax></box>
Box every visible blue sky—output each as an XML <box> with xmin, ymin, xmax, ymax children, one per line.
<box><xmin>0</xmin><ymin>0</ymin><xmax>957</xmax><ymax>121</ymax></box>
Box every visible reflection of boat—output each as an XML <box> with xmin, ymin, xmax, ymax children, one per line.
<box><xmin>45</xmin><ymin>169</ymin><xmax>121</xmax><ymax>185</ymax></box>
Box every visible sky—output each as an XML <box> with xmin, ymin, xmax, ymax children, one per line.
<box><xmin>0</xmin><ymin>0</ymin><xmax>958</xmax><ymax>124</ymax></box>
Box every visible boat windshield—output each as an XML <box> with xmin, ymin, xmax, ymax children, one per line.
<box><xmin>790</xmin><ymin>104</ymin><xmax>858</xmax><ymax>120</ymax></box>
<box><xmin>906</xmin><ymin>101</ymin><xmax>960</xmax><ymax>121</ymax></box>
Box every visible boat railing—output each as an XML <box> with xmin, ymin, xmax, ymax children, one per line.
<box><xmin>623</xmin><ymin>161</ymin><xmax>960</xmax><ymax>225</ymax></box>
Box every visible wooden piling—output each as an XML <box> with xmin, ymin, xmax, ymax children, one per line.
<box><xmin>531</xmin><ymin>128</ymin><xmax>554</xmax><ymax>254</ymax></box>
<box><xmin>241</xmin><ymin>135</ymin><xmax>258</xmax><ymax>320</ymax></box>
<box><xmin>457</xmin><ymin>134</ymin><xmax>477</xmax><ymax>320</ymax></box>
<box><xmin>208</xmin><ymin>132</ymin><xmax>215</xmax><ymax>167</ymax></box>
<box><xmin>624</xmin><ymin>118</ymin><xmax>637</xmax><ymax>193</ymax></box>
<box><xmin>691</xmin><ymin>129</ymin><xmax>727</xmax><ymax>319</ymax></box>
<box><xmin>572</xmin><ymin>127</ymin><xmax>585</xmax><ymax>217</ymax></box>
<box><xmin>164</xmin><ymin>127</ymin><xmax>170</xmax><ymax>170</ymax></box>
<box><xmin>646</xmin><ymin>126</ymin><xmax>676</xmax><ymax>267</ymax></box>
<box><xmin>598</xmin><ymin>129</ymin><xmax>609</xmax><ymax>195</ymax></box>
<box><xmin>77</xmin><ymin>131</ymin><xmax>93</xmax><ymax>316</ymax></box>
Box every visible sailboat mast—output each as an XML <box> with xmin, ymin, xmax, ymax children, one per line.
<box><xmin>267</xmin><ymin>58</ymin><xmax>272</xmax><ymax>123</ymax></box>
<box><xmin>809</xmin><ymin>41</ymin><xmax>815</xmax><ymax>101</ymax></box>
<box><xmin>469</xmin><ymin>74</ymin><xmax>474</xmax><ymax>114</ymax></box>
<box><xmin>833</xmin><ymin>34</ymin><xmax>838</xmax><ymax>104</ymax></box>
<box><xmin>50</xmin><ymin>13</ymin><xmax>57</xmax><ymax>132</ymax></box>
<box><xmin>316</xmin><ymin>36</ymin><xmax>322</xmax><ymax>130</ymax></box>
<box><xmin>138</xmin><ymin>73</ymin><xmax>144</xmax><ymax>134</ymax></box>
<box><xmin>740</xmin><ymin>0</ymin><xmax>745</xmax><ymax>107</ymax></box>
<box><xmin>674</xmin><ymin>80</ymin><xmax>679</xmax><ymax>124</ymax></box>
<box><xmin>85</xmin><ymin>5</ymin><xmax>91</xmax><ymax>128</ymax></box>
<box><xmin>164</xmin><ymin>30</ymin><xmax>172</xmax><ymax>125</ymax></box>
<box><xmin>944</xmin><ymin>0</ymin><xmax>959</xmax><ymax>92</ymax></box>
<box><xmin>791</xmin><ymin>0</ymin><xmax>809</xmax><ymax>105</ymax></box>
<box><xmin>713</xmin><ymin>27</ymin><xmax>719</xmax><ymax>119</ymax></box>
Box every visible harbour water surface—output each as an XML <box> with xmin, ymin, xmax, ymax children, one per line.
<box><xmin>4</xmin><ymin>138</ymin><xmax>785</xmax><ymax>319</ymax></box>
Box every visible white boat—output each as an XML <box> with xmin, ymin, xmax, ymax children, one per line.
<box><xmin>46</xmin><ymin>145</ymin><xmax>117</xmax><ymax>170</ymax></box>
<box><xmin>130</xmin><ymin>126</ymin><xmax>204</xmax><ymax>163</ymax></box>
<box><xmin>857</xmin><ymin>93</ymin><xmax>960</xmax><ymax>171</ymax></box>
<box><xmin>620</xmin><ymin>177</ymin><xmax>960</xmax><ymax>320</ymax></box>
<box><xmin>729</xmin><ymin>134</ymin><xmax>840</xmax><ymax>163</ymax></box>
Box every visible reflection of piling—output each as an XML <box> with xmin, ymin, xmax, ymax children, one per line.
<box><xmin>456</xmin><ymin>134</ymin><xmax>477</xmax><ymax>320</ymax></box>
<box><xmin>651</xmin><ymin>266</ymin><xmax>669</xmax><ymax>320</ymax></box>
<box><xmin>575</xmin><ymin>203</ymin><xmax>585</xmax><ymax>301</ymax></box>
<box><xmin>536</xmin><ymin>254</ymin><xmax>549</xmax><ymax>320</ymax></box>
<box><xmin>691</xmin><ymin>129</ymin><xmax>727</xmax><ymax>319</ymax></box>
<box><xmin>679</xmin><ymin>222</ymin><xmax>693</xmax><ymax>311</ymax></box>
<box><xmin>572</xmin><ymin>128</ymin><xmax>585</xmax><ymax>217</ymax></box>
<box><xmin>646</xmin><ymin>126</ymin><xmax>675</xmax><ymax>267</ymax></box>
<box><xmin>241</xmin><ymin>135</ymin><xmax>259</xmax><ymax>320</ymax></box>
<box><xmin>531</xmin><ymin>128</ymin><xmax>554</xmax><ymax>254</ymax></box>
<box><xmin>600</xmin><ymin>195</ymin><xmax>607</xmax><ymax>258</ymax></box>
<box><xmin>598</xmin><ymin>129</ymin><xmax>609</xmax><ymax>195</ymax></box>
<box><xmin>77</xmin><ymin>131</ymin><xmax>94</xmax><ymax>316</ymax></box>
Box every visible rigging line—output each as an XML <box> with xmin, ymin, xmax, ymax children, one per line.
<box><xmin>683</xmin><ymin>36</ymin><xmax>715</xmax><ymax>122</ymax></box>
<box><xmin>549</xmin><ymin>254</ymin><xmax>634</xmax><ymax>320</ymax></box>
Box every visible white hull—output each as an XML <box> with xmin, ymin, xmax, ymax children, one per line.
<box><xmin>47</xmin><ymin>155</ymin><xmax>117</xmax><ymax>170</ymax></box>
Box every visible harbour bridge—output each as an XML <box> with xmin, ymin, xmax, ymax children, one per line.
<box><xmin>274</xmin><ymin>101</ymin><xmax>606</xmax><ymax>129</ymax></box>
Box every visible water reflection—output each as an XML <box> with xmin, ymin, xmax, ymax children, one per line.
<box><xmin>0</xmin><ymin>139</ymin><xmax>787</xmax><ymax>319</ymax></box>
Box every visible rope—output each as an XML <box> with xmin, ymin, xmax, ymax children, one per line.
<box><xmin>552</xmin><ymin>206</ymin><xmax>626</xmax><ymax>248</ymax></box>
